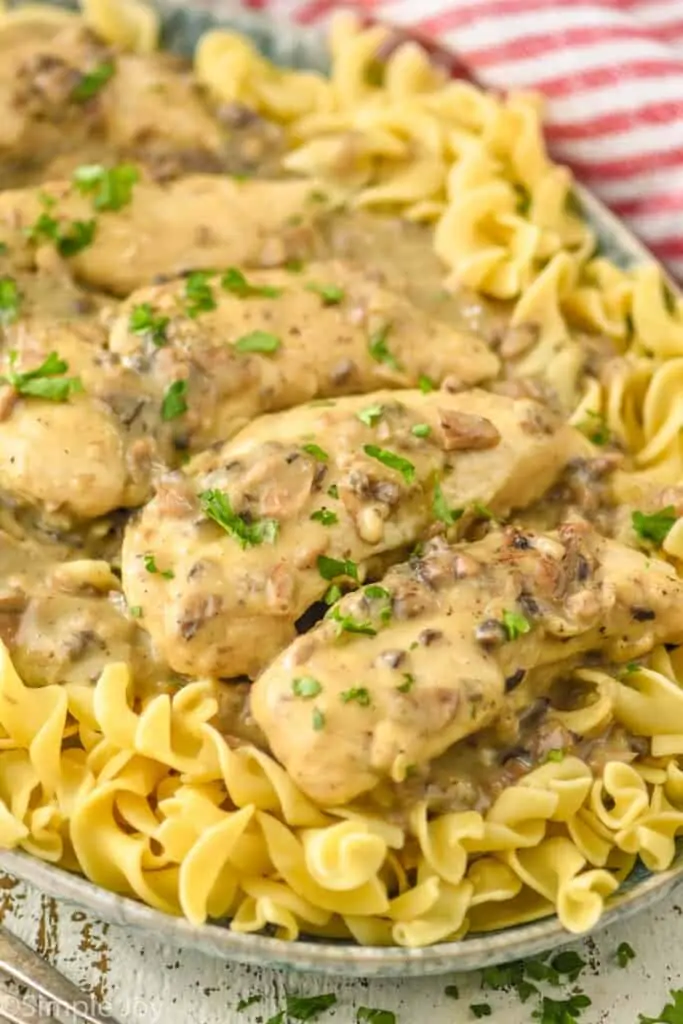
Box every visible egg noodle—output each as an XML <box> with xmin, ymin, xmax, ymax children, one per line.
<box><xmin>1</xmin><ymin>0</ymin><xmax>683</xmax><ymax>947</ymax></box>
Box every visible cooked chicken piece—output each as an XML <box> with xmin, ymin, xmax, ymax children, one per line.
<box><xmin>122</xmin><ymin>388</ymin><xmax>589</xmax><ymax>679</ymax></box>
<box><xmin>108</xmin><ymin>260</ymin><xmax>499</xmax><ymax>451</ymax></box>
<box><xmin>251</xmin><ymin>519</ymin><xmax>683</xmax><ymax>805</ymax></box>
<box><xmin>0</xmin><ymin>318</ymin><xmax>171</xmax><ymax>524</ymax></box>
<box><xmin>0</xmin><ymin>23</ymin><xmax>226</xmax><ymax>187</ymax></box>
<box><xmin>0</xmin><ymin>526</ymin><xmax>161</xmax><ymax>689</ymax></box>
<box><xmin>0</xmin><ymin>176</ymin><xmax>327</xmax><ymax>296</ymax></box>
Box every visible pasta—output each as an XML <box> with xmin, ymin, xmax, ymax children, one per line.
<box><xmin>0</xmin><ymin>0</ymin><xmax>683</xmax><ymax>951</ymax></box>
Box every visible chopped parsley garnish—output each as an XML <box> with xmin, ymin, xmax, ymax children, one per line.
<box><xmin>341</xmin><ymin>686</ymin><xmax>371</xmax><ymax>706</ymax></box>
<box><xmin>550</xmin><ymin>951</ymin><xmax>586</xmax><ymax>981</ymax></box>
<box><xmin>327</xmin><ymin>484</ymin><xmax>339</xmax><ymax>499</ymax></box>
<box><xmin>328</xmin><ymin>606</ymin><xmax>377</xmax><ymax>636</ymax></box>
<box><xmin>357</xmin><ymin>1010</ymin><xmax>396</xmax><ymax>1024</ymax></box>
<box><xmin>305</xmin><ymin>282</ymin><xmax>345</xmax><ymax>305</ymax></box>
<box><xmin>233</xmin><ymin>330</ymin><xmax>281</xmax><ymax>354</ymax></box>
<box><xmin>129</xmin><ymin>605</ymin><xmax>143</xmax><ymax>619</ymax></box>
<box><xmin>368</xmin><ymin>322</ymin><xmax>401</xmax><ymax>371</ymax></box>
<box><xmin>236</xmin><ymin>994</ymin><xmax>262</xmax><ymax>1011</ymax></box>
<box><xmin>502</xmin><ymin>609</ymin><xmax>531</xmax><ymax>641</ymax></box>
<box><xmin>265</xmin><ymin>1014</ymin><xmax>284</xmax><ymax>1024</ymax></box>
<box><xmin>27</xmin><ymin>210</ymin><xmax>97</xmax><ymax>257</ymax></box>
<box><xmin>545</xmin><ymin>749</ymin><xmax>565</xmax><ymax>763</ymax></box>
<box><xmin>418</xmin><ymin>373</ymin><xmax>436</xmax><ymax>393</ymax></box>
<box><xmin>143</xmin><ymin>554</ymin><xmax>174</xmax><ymax>579</ymax></box>
<box><xmin>311</xmin><ymin>508</ymin><xmax>338</xmax><ymax>526</ymax></box>
<box><xmin>411</xmin><ymin>423</ymin><xmax>431</xmax><ymax>438</ymax></box>
<box><xmin>397</xmin><ymin>673</ymin><xmax>415</xmax><ymax>693</ymax></box>
<box><xmin>324</xmin><ymin>583</ymin><xmax>342</xmax><ymax>605</ymax></box>
<box><xmin>433</xmin><ymin>481</ymin><xmax>463</xmax><ymax>526</ymax></box>
<box><xmin>71</xmin><ymin>61</ymin><xmax>115</xmax><ymax>102</ymax></box>
<box><xmin>129</xmin><ymin>303</ymin><xmax>170</xmax><ymax>346</ymax></box>
<box><xmin>185</xmin><ymin>271</ymin><xmax>216</xmax><ymax>317</ymax></box>
<box><xmin>472</xmin><ymin>502</ymin><xmax>494</xmax><ymax>520</ymax></box>
<box><xmin>533</xmin><ymin>994</ymin><xmax>591</xmax><ymax>1022</ymax></box>
<box><xmin>199</xmin><ymin>489</ymin><xmax>279</xmax><ymax>548</ymax></box>
<box><xmin>0</xmin><ymin>277</ymin><xmax>20</xmax><ymax>326</ymax></box>
<box><xmin>286</xmin><ymin>992</ymin><xmax>337</xmax><ymax>1020</ymax></box>
<box><xmin>1</xmin><ymin>351</ymin><xmax>83</xmax><ymax>402</ymax></box>
<box><xmin>73</xmin><ymin>163</ymin><xmax>139</xmax><ymax>212</ymax></box>
<box><xmin>617</xmin><ymin>941</ymin><xmax>636</xmax><ymax>968</ymax></box>
<box><xmin>0</xmin><ymin>242</ymin><xmax>8</xmax><ymax>255</ymax></box>
<box><xmin>303</xmin><ymin>443</ymin><xmax>328</xmax><ymax>462</ymax></box>
<box><xmin>221</xmin><ymin>267</ymin><xmax>283</xmax><ymax>299</ymax></box>
<box><xmin>444</xmin><ymin>985</ymin><xmax>459</xmax><ymax>999</ymax></box>
<box><xmin>470</xmin><ymin>1005</ymin><xmax>492</xmax><ymax>1019</ymax></box>
<box><xmin>632</xmin><ymin>506</ymin><xmax>677</xmax><ymax>545</ymax></box>
<box><xmin>292</xmin><ymin>676</ymin><xmax>322</xmax><ymax>699</ymax></box>
<box><xmin>357</xmin><ymin>404</ymin><xmax>384</xmax><ymax>427</ymax></box>
<box><xmin>638</xmin><ymin>990</ymin><xmax>683</xmax><ymax>1023</ymax></box>
<box><xmin>312</xmin><ymin>707</ymin><xmax>325</xmax><ymax>731</ymax></box>
<box><xmin>364</xmin><ymin>584</ymin><xmax>390</xmax><ymax>601</ymax></box>
<box><xmin>161</xmin><ymin>380</ymin><xmax>188</xmax><ymax>421</ymax></box>
<box><xmin>317</xmin><ymin>555</ymin><xmax>358</xmax><ymax>581</ymax></box>
<box><xmin>363</xmin><ymin>444</ymin><xmax>415</xmax><ymax>483</ymax></box>
<box><xmin>623</xmin><ymin>661</ymin><xmax>641</xmax><ymax>674</ymax></box>
<box><xmin>580</xmin><ymin>409</ymin><xmax>610</xmax><ymax>446</ymax></box>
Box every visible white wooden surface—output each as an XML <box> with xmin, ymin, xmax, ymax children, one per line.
<box><xmin>0</xmin><ymin>877</ymin><xmax>682</xmax><ymax>1023</ymax></box>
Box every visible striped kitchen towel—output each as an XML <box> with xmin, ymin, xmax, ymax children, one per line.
<box><xmin>228</xmin><ymin>0</ymin><xmax>683</xmax><ymax>279</ymax></box>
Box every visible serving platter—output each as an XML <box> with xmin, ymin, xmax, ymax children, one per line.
<box><xmin>0</xmin><ymin>0</ymin><xmax>680</xmax><ymax>979</ymax></box>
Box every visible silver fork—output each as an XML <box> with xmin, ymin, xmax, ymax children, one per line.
<box><xmin>0</xmin><ymin>925</ymin><xmax>120</xmax><ymax>1024</ymax></box>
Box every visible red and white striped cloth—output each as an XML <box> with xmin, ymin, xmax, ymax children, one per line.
<box><xmin>226</xmin><ymin>0</ymin><xmax>683</xmax><ymax>279</ymax></box>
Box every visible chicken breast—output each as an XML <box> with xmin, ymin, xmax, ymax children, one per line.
<box><xmin>0</xmin><ymin>176</ymin><xmax>327</xmax><ymax>296</ymax></box>
<box><xmin>108</xmin><ymin>260</ymin><xmax>499</xmax><ymax>451</ymax></box>
<box><xmin>251</xmin><ymin>519</ymin><xmax>683</xmax><ymax>805</ymax></box>
<box><xmin>0</xmin><ymin>22</ymin><xmax>226</xmax><ymax>186</ymax></box>
<box><xmin>122</xmin><ymin>389</ymin><xmax>589</xmax><ymax>679</ymax></box>
<box><xmin>0</xmin><ymin>318</ymin><xmax>170</xmax><ymax>524</ymax></box>
<box><xmin>0</xmin><ymin>525</ymin><xmax>158</xmax><ymax>689</ymax></box>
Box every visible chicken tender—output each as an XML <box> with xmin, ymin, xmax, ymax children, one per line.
<box><xmin>251</xmin><ymin>520</ymin><xmax>683</xmax><ymax>805</ymax></box>
<box><xmin>0</xmin><ymin>318</ymin><xmax>170</xmax><ymax>524</ymax></box>
<box><xmin>0</xmin><ymin>176</ymin><xmax>326</xmax><ymax>296</ymax></box>
<box><xmin>0</xmin><ymin>22</ymin><xmax>226</xmax><ymax>186</ymax></box>
<box><xmin>108</xmin><ymin>260</ymin><xmax>499</xmax><ymax>451</ymax></box>
<box><xmin>122</xmin><ymin>389</ymin><xmax>589</xmax><ymax>678</ymax></box>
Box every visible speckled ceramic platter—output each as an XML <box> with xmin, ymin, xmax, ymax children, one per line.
<box><xmin>0</xmin><ymin>0</ymin><xmax>681</xmax><ymax>979</ymax></box>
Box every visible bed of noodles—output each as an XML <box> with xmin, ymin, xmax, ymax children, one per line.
<box><xmin>2</xmin><ymin>0</ymin><xmax>683</xmax><ymax>948</ymax></box>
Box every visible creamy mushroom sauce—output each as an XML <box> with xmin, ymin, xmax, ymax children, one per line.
<box><xmin>0</xmin><ymin>19</ymin><xmax>639</xmax><ymax>822</ymax></box>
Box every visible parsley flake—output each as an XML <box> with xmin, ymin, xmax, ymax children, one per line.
<box><xmin>433</xmin><ymin>482</ymin><xmax>463</xmax><ymax>526</ymax></box>
<box><xmin>368</xmin><ymin>322</ymin><xmax>401</xmax><ymax>371</ymax></box>
<box><xmin>632</xmin><ymin>506</ymin><xmax>677</xmax><ymax>545</ymax></box>
<box><xmin>617</xmin><ymin>941</ymin><xmax>636</xmax><ymax>968</ymax></box>
<box><xmin>236</xmin><ymin>994</ymin><xmax>262</xmax><ymax>1011</ymax></box>
<box><xmin>340</xmin><ymin>686</ymin><xmax>371</xmax><ymax>706</ymax></box>
<box><xmin>579</xmin><ymin>409</ymin><xmax>610</xmax><ymax>446</ymax></box>
<box><xmin>311</xmin><ymin>508</ymin><xmax>338</xmax><ymax>526</ymax></box>
<box><xmin>357</xmin><ymin>404</ymin><xmax>384</xmax><ymax>427</ymax></box>
<box><xmin>303</xmin><ymin>443</ymin><xmax>328</xmax><ymax>462</ymax></box>
<box><xmin>532</xmin><ymin>994</ymin><xmax>591</xmax><ymax>1022</ymax></box>
<box><xmin>397</xmin><ymin>673</ymin><xmax>414</xmax><ymax>693</ymax></box>
<box><xmin>161</xmin><ymin>379</ymin><xmax>188</xmax><ymax>421</ymax></box>
<box><xmin>143</xmin><ymin>554</ymin><xmax>174</xmax><ymax>579</ymax></box>
<box><xmin>129</xmin><ymin>605</ymin><xmax>143</xmax><ymax>619</ymax></box>
<box><xmin>312</xmin><ymin>707</ymin><xmax>326</xmax><ymax>731</ymax></box>
<box><xmin>411</xmin><ymin>423</ymin><xmax>431</xmax><ymax>438</ymax></box>
<box><xmin>221</xmin><ymin>267</ymin><xmax>283</xmax><ymax>299</ymax></box>
<box><xmin>545</xmin><ymin>749</ymin><xmax>565</xmax><ymax>763</ymax></box>
<box><xmin>324</xmin><ymin>583</ymin><xmax>342</xmax><ymax>605</ymax></box>
<box><xmin>0</xmin><ymin>277</ymin><xmax>20</xmax><ymax>326</ymax></box>
<box><xmin>129</xmin><ymin>303</ymin><xmax>169</xmax><ymax>346</ymax></box>
<box><xmin>357</xmin><ymin>1009</ymin><xmax>396</xmax><ymax>1024</ymax></box>
<box><xmin>502</xmin><ymin>609</ymin><xmax>531</xmax><ymax>641</ymax></box>
<box><xmin>185</xmin><ymin>271</ymin><xmax>216</xmax><ymax>317</ymax></box>
<box><xmin>305</xmin><ymin>281</ymin><xmax>345</xmax><ymax>305</ymax></box>
<box><xmin>363</xmin><ymin>444</ymin><xmax>415</xmax><ymax>483</ymax></box>
<box><xmin>328</xmin><ymin>606</ymin><xmax>377</xmax><ymax>636</ymax></box>
<box><xmin>444</xmin><ymin>984</ymin><xmax>459</xmax><ymax>999</ymax></box>
<box><xmin>285</xmin><ymin>992</ymin><xmax>336</xmax><ymax>1020</ymax></box>
<box><xmin>418</xmin><ymin>373</ymin><xmax>436</xmax><ymax>393</ymax></box>
<box><xmin>1</xmin><ymin>351</ymin><xmax>83</xmax><ymax>402</ymax></box>
<box><xmin>317</xmin><ymin>555</ymin><xmax>358</xmax><ymax>581</ymax></box>
<box><xmin>73</xmin><ymin>163</ymin><xmax>139</xmax><ymax>212</ymax></box>
<box><xmin>292</xmin><ymin>676</ymin><xmax>322</xmax><ymax>699</ymax></box>
<box><xmin>199</xmin><ymin>489</ymin><xmax>279</xmax><ymax>548</ymax></box>
<box><xmin>327</xmin><ymin>484</ymin><xmax>339</xmax><ymax>499</ymax></box>
<box><xmin>71</xmin><ymin>61</ymin><xmax>115</xmax><ymax>102</ymax></box>
<box><xmin>470</xmin><ymin>1005</ymin><xmax>492</xmax><ymax>1018</ymax></box>
<box><xmin>233</xmin><ymin>330</ymin><xmax>281</xmax><ymax>354</ymax></box>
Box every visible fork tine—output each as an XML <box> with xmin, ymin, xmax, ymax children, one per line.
<box><xmin>0</xmin><ymin>926</ymin><xmax>120</xmax><ymax>1024</ymax></box>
